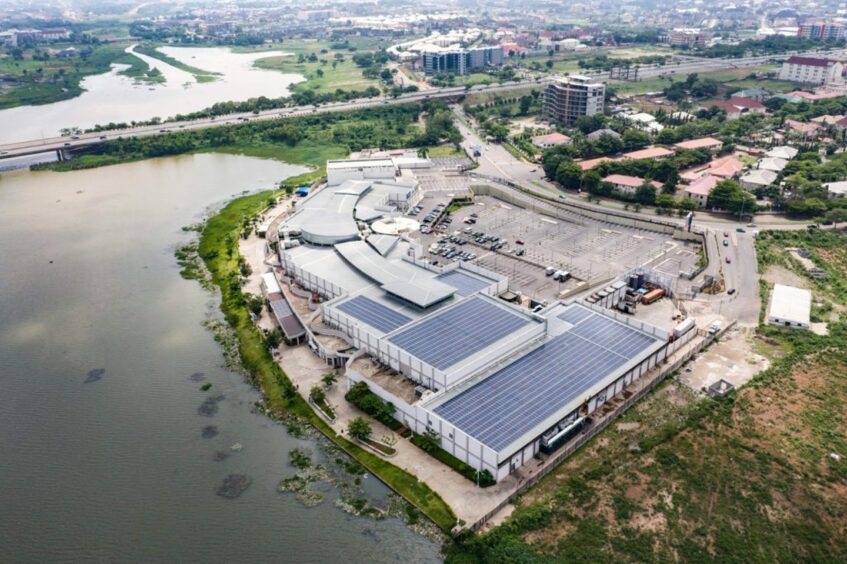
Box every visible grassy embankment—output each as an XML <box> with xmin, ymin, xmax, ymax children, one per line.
<box><xmin>133</xmin><ymin>44</ymin><xmax>221</xmax><ymax>83</ymax></box>
<box><xmin>446</xmin><ymin>229</ymin><xmax>847</xmax><ymax>562</ymax></box>
<box><xmin>197</xmin><ymin>187</ymin><xmax>457</xmax><ymax>533</ymax></box>
<box><xmin>0</xmin><ymin>43</ymin><xmax>160</xmax><ymax>109</ymax></box>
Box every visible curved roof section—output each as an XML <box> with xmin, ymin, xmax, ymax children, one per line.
<box><xmin>335</xmin><ymin>240</ymin><xmax>456</xmax><ymax>308</ymax></box>
<box><xmin>286</xmin><ymin>181</ymin><xmax>371</xmax><ymax>245</ymax></box>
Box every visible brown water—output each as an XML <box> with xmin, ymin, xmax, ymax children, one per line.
<box><xmin>0</xmin><ymin>153</ymin><xmax>441</xmax><ymax>562</ymax></box>
<box><xmin>0</xmin><ymin>46</ymin><xmax>304</xmax><ymax>144</ymax></box>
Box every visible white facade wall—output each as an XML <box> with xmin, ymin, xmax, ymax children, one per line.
<box><xmin>778</xmin><ymin>61</ymin><xmax>843</xmax><ymax>85</ymax></box>
<box><xmin>327</xmin><ymin>164</ymin><xmax>397</xmax><ymax>185</ymax></box>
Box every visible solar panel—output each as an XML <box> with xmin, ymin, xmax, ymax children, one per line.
<box><xmin>433</xmin><ymin>312</ymin><xmax>660</xmax><ymax>452</ymax></box>
<box><xmin>436</xmin><ymin>270</ymin><xmax>492</xmax><ymax>297</ymax></box>
<box><xmin>388</xmin><ymin>297</ymin><xmax>534</xmax><ymax>370</ymax></box>
<box><xmin>335</xmin><ymin>296</ymin><xmax>412</xmax><ymax>333</ymax></box>
<box><xmin>557</xmin><ymin>304</ymin><xmax>594</xmax><ymax>326</ymax></box>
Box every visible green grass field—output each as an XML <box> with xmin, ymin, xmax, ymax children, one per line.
<box><xmin>253</xmin><ymin>50</ymin><xmax>379</xmax><ymax>95</ymax></box>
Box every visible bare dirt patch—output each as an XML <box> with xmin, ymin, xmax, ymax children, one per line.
<box><xmin>764</xmin><ymin>264</ymin><xmax>809</xmax><ymax>289</ymax></box>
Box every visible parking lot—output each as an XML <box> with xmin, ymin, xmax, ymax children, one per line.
<box><xmin>408</xmin><ymin>195</ymin><xmax>703</xmax><ymax>303</ymax></box>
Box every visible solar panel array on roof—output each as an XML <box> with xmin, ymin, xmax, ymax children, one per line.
<box><xmin>433</xmin><ymin>309</ymin><xmax>660</xmax><ymax>451</ymax></box>
<box><xmin>388</xmin><ymin>297</ymin><xmax>534</xmax><ymax>370</ymax></box>
<box><xmin>336</xmin><ymin>295</ymin><xmax>412</xmax><ymax>333</ymax></box>
<box><xmin>436</xmin><ymin>270</ymin><xmax>492</xmax><ymax>297</ymax></box>
<box><xmin>557</xmin><ymin>304</ymin><xmax>594</xmax><ymax>326</ymax></box>
<box><xmin>568</xmin><ymin>313</ymin><xmax>657</xmax><ymax>359</ymax></box>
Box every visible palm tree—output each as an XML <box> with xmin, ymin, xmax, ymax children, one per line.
<box><xmin>321</xmin><ymin>373</ymin><xmax>337</xmax><ymax>388</ymax></box>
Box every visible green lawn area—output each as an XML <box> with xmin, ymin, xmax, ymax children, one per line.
<box><xmin>612</xmin><ymin>64</ymin><xmax>783</xmax><ymax>96</ymax></box>
<box><xmin>253</xmin><ymin>51</ymin><xmax>379</xmax><ymax>95</ymax></box>
<box><xmin>426</xmin><ymin>144</ymin><xmax>466</xmax><ymax>158</ymax></box>
<box><xmin>0</xmin><ymin>43</ymin><xmax>154</xmax><ymax>109</ymax></box>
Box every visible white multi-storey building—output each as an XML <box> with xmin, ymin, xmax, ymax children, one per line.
<box><xmin>778</xmin><ymin>56</ymin><xmax>844</xmax><ymax>85</ymax></box>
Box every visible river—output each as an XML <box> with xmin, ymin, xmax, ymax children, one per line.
<box><xmin>0</xmin><ymin>153</ymin><xmax>441</xmax><ymax>562</ymax></box>
<box><xmin>0</xmin><ymin>46</ymin><xmax>304</xmax><ymax>145</ymax></box>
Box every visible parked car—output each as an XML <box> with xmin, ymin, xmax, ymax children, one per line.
<box><xmin>728</xmin><ymin>288</ymin><xmax>736</xmax><ymax>295</ymax></box>
<box><xmin>726</xmin><ymin>256</ymin><xmax>732</xmax><ymax>263</ymax></box>
<box><xmin>723</xmin><ymin>239</ymin><xmax>729</xmax><ymax>247</ymax></box>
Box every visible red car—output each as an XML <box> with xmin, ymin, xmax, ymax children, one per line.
<box><xmin>723</xmin><ymin>231</ymin><xmax>729</xmax><ymax>237</ymax></box>
<box><xmin>726</xmin><ymin>256</ymin><xmax>732</xmax><ymax>264</ymax></box>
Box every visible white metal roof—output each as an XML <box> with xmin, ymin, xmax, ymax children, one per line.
<box><xmin>769</xmin><ymin>284</ymin><xmax>811</xmax><ymax>325</ymax></box>
<box><xmin>335</xmin><ymin>240</ymin><xmax>456</xmax><ymax>308</ymax></box>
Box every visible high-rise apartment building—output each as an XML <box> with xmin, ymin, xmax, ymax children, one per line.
<box><xmin>543</xmin><ymin>76</ymin><xmax>605</xmax><ymax>126</ymax></box>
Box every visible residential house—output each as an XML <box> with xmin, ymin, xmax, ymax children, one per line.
<box><xmin>602</xmin><ymin>174</ymin><xmax>662</xmax><ymax>195</ymax></box>
<box><xmin>622</xmin><ymin>147</ymin><xmax>674</xmax><ymax>160</ymax></box>
<box><xmin>674</xmin><ymin>137</ymin><xmax>723</xmax><ymax>152</ymax></box>
<box><xmin>758</xmin><ymin>157</ymin><xmax>789</xmax><ymax>173</ymax></box>
<box><xmin>823</xmin><ymin>181</ymin><xmax>847</xmax><ymax>198</ymax></box>
<box><xmin>740</xmin><ymin>169</ymin><xmax>778</xmax><ymax>190</ymax></box>
<box><xmin>531</xmin><ymin>132</ymin><xmax>572</xmax><ymax>149</ymax></box>
<box><xmin>784</xmin><ymin>119</ymin><xmax>822</xmax><ymax>138</ymax></box>
<box><xmin>684</xmin><ymin>175</ymin><xmax>718</xmax><ymax>208</ymax></box>
<box><xmin>732</xmin><ymin>88</ymin><xmax>770</xmax><ymax>102</ymax></box>
<box><xmin>708</xmin><ymin>155</ymin><xmax>745</xmax><ymax>179</ymax></box>
<box><xmin>702</xmin><ymin>97</ymin><xmax>766</xmax><ymax>119</ymax></box>
<box><xmin>586</xmin><ymin>128</ymin><xmax>621</xmax><ymax>141</ymax></box>
<box><xmin>765</xmin><ymin>146</ymin><xmax>799</xmax><ymax>160</ymax></box>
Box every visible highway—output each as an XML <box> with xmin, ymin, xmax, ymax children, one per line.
<box><xmin>4</xmin><ymin>46</ymin><xmax>847</xmax><ymax>160</ymax></box>
<box><xmin>0</xmin><ymin>80</ymin><xmax>551</xmax><ymax>159</ymax></box>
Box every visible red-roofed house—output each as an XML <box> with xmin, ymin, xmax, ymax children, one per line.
<box><xmin>708</xmin><ymin>155</ymin><xmax>744</xmax><ymax>179</ymax></box>
<box><xmin>674</xmin><ymin>137</ymin><xmax>723</xmax><ymax>152</ymax></box>
<box><xmin>778</xmin><ymin>56</ymin><xmax>844</xmax><ymax>85</ymax></box>
<box><xmin>684</xmin><ymin>175</ymin><xmax>718</xmax><ymax>208</ymax></box>
<box><xmin>531</xmin><ymin>132</ymin><xmax>572</xmax><ymax>148</ymax></box>
<box><xmin>603</xmin><ymin>174</ymin><xmax>662</xmax><ymax>195</ymax></box>
<box><xmin>622</xmin><ymin>147</ymin><xmax>674</xmax><ymax>160</ymax></box>
<box><xmin>784</xmin><ymin>119</ymin><xmax>822</xmax><ymax>138</ymax></box>
<box><xmin>578</xmin><ymin>157</ymin><xmax>613</xmax><ymax>171</ymax></box>
<box><xmin>701</xmin><ymin>97</ymin><xmax>766</xmax><ymax>119</ymax></box>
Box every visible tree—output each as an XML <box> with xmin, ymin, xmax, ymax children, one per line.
<box><xmin>246</xmin><ymin>294</ymin><xmax>264</xmax><ymax>316</ymax></box>
<box><xmin>582</xmin><ymin>170</ymin><xmax>602</xmax><ymax>194</ymax></box>
<box><xmin>321</xmin><ymin>373</ymin><xmax>337</xmax><ymax>387</ymax></box>
<box><xmin>622</xmin><ymin>129</ymin><xmax>650</xmax><ymax>151</ymax></box>
<box><xmin>594</xmin><ymin>133</ymin><xmax>623</xmax><ymax>156</ymax></box>
<box><xmin>309</xmin><ymin>385</ymin><xmax>326</xmax><ymax>404</ymax></box>
<box><xmin>709</xmin><ymin>179</ymin><xmax>756</xmax><ymax>215</ymax></box>
<box><xmin>315</xmin><ymin>68</ymin><xmax>324</xmax><ymax>78</ymax></box>
<box><xmin>825</xmin><ymin>208</ymin><xmax>847</xmax><ymax>224</ymax></box>
<box><xmin>348</xmin><ymin>417</ymin><xmax>372</xmax><ymax>441</ymax></box>
<box><xmin>656</xmin><ymin>193</ymin><xmax>676</xmax><ymax>208</ymax></box>
<box><xmin>678</xmin><ymin>198</ymin><xmax>697</xmax><ymax>211</ymax></box>
<box><xmin>635</xmin><ymin>181</ymin><xmax>657</xmax><ymax>205</ymax></box>
<box><xmin>556</xmin><ymin>161</ymin><xmax>583</xmax><ymax>189</ymax></box>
